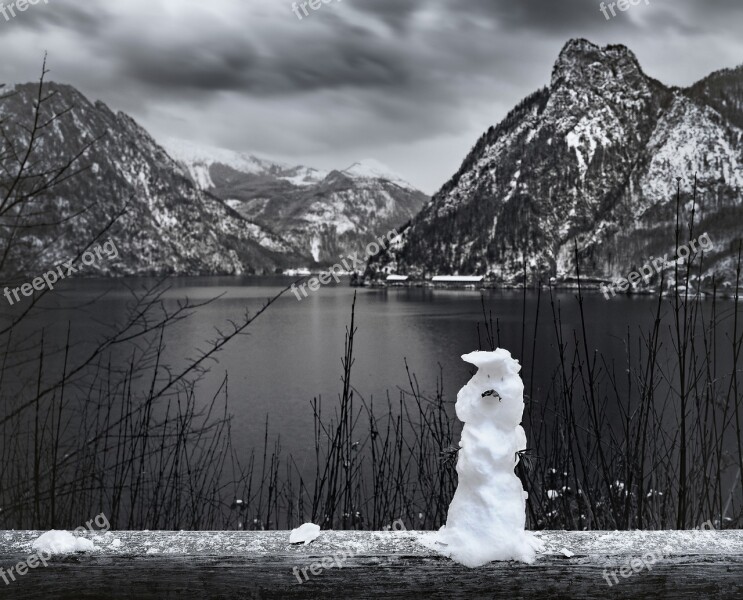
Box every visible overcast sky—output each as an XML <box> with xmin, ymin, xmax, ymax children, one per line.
<box><xmin>1</xmin><ymin>0</ymin><xmax>741</xmax><ymax>194</ymax></box>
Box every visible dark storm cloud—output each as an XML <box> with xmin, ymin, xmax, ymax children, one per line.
<box><xmin>463</xmin><ymin>0</ymin><xmax>603</xmax><ymax>32</ymax></box>
<box><xmin>35</xmin><ymin>1</ymin><xmax>419</xmax><ymax>98</ymax></box>
<box><xmin>115</xmin><ymin>40</ymin><xmax>259</xmax><ymax>92</ymax></box>
<box><xmin>113</xmin><ymin>28</ymin><xmax>413</xmax><ymax>95</ymax></box>
<box><xmin>9</xmin><ymin>1</ymin><xmax>106</xmax><ymax>35</ymax></box>
<box><xmin>656</xmin><ymin>0</ymin><xmax>743</xmax><ymax>35</ymax></box>
<box><xmin>350</xmin><ymin>0</ymin><xmax>425</xmax><ymax>33</ymax></box>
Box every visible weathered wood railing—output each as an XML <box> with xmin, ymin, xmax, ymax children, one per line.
<box><xmin>1</xmin><ymin>530</ymin><xmax>742</xmax><ymax>599</ymax></box>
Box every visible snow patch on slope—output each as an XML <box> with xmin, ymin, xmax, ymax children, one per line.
<box><xmin>565</xmin><ymin>112</ymin><xmax>615</xmax><ymax>179</ymax></box>
<box><xmin>640</xmin><ymin>95</ymin><xmax>743</xmax><ymax>214</ymax></box>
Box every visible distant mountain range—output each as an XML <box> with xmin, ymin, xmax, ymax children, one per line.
<box><xmin>0</xmin><ymin>83</ymin><xmax>427</xmax><ymax>276</ymax></box>
<box><xmin>164</xmin><ymin>139</ymin><xmax>427</xmax><ymax>264</ymax></box>
<box><xmin>369</xmin><ymin>39</ymin><xmax>743</xmax><ymax>289</ymax></box>
<box><xmin>3</xmin><ymin>39</ymin><xmax>741</xmax><ymax>283</ymax></box>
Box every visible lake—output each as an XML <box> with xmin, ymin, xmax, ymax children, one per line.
<box><xmin>7</xmin><ymin>275</ymin><xmax>734</xmax><ymax>464</ymax></box>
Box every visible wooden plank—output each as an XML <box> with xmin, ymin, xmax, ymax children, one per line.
<box><xmin>0</xmin><ymin>530</ymin><xmax>741</xmax><ymax>599</ymax></box>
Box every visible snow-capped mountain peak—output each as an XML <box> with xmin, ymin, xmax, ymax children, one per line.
<box><xmin>342</xmin><ymin>159</ymin><xmax>416</xmax><ymax>190</ymax></box>
<box><xmin>160</xmin><ymin>140</ymin><xmax>428</xmax><ymax>264</ymax></box>
<box><xmin>162</xmin><ymin>137</ymin><xmax>327</xmax><ymax>188</ymax></box>
<box><xmin>551</xmin><ymin>39</ymin><xmax>646</xmax><ymax>91</ymax></box>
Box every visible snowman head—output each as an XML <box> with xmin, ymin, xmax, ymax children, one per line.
<box><xmin>457</xmin><ymin>349</ymin><xmax>525</xmax><ymax>426</ymax></box>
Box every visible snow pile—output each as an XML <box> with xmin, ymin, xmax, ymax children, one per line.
<box><xmin>289</xmin><ymin>523</ymin><xmax>321</xmax><ymax>545</ymax></box>
<box><xmin>422</xmin><ymin>349</ymin><xmax>542</xmax><ymax>567</ymax></box>
<box><xmin>31</xmin><ymin>531</ymin><xmax>97</xmax><ymax>555</ymax></box>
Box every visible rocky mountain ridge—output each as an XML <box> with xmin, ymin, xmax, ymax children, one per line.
<box><xmin>369</xmin><ymin>39</ymin><xmax>743</xmax><ymax>289</ymax></box>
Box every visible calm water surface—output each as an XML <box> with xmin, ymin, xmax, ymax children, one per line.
<box><xmin>9</xmin><ymin>276</ymin><xmax>739</xmax><ymax>462</ymax></box>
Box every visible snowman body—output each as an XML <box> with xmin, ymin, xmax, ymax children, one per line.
<box><xmin>427</xmin><ymin>349</ymin><xmax>540</xmax><ymax>567</ymax></box>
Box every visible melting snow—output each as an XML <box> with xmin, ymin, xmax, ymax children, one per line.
<box><xmin>289</xmin><ymin>523</ymin><xmax>321</xmax><ymax>545</ymax></box>
<box><xmin>31</xmin><ymin>531</ymin><xmax>97</xmax><ymax>555</ymax></box>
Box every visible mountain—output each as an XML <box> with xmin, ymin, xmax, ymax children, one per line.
<box><xmin>0</xmin><ymin>82</ymin><xmax>308</xmax><ymax>276</ymax></box>
<box><xmin>164</xmin><ymin>140</ymin><xmax>429</xmax><ymax>264</ymax></box>
<box><xmin>687</xmin><ymin>65</ymin><xmax>743</xmax><ymax>130</ymax></box>
<box><xmin>369</xmin><ymin>39</ymin><xmax>743</xmax><ymax>288</ymax></box>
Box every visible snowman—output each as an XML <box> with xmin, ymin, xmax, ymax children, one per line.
<box><xmin>422</xmin><ymin>349</ymin><xmax>542</xmax><ymax>567</ymax></box>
